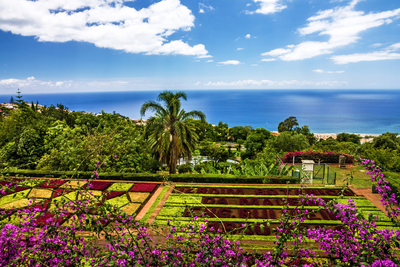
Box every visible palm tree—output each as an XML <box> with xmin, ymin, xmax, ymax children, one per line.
<box><xmin>140</xmin><ymin>91</ymin><xmax>206</xmax><ymax>174</ymax></box>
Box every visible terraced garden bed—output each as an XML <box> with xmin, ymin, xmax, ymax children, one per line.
<box><xmin>0</xmin><ymin>178</ymin><xmax>160</xmax><ymax>226</ymax></box>
<box><xmin>154</xmin><ymin>184</ymin><xmax>396</xmax><ymax>241</ymax></box>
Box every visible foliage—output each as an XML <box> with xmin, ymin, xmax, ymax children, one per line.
<box><xmin>372</xmin><ymin>132</ymin><xmax>400</xmax><ymax>150</ymax></box>
<box><xmin>177</xmin><ymin>163</ymin><xmax>193</xmax><ymax>174</ymax></box>
<box><xmin>198</xmin><ymin>139</ymin><xmax>229</xmax><ymax>163</ymax></box>
<box><xmin>141</xmin><ymin>91</ymin><xmax>206</xmax><ymax>174</ymax></box>
<box><xmin>358</xmin><ymin>145</ymin><xmax>400</xmax><ymax>172</ymax></box>
<box><xmin>337</xmin><ymin>132</ymin><xmax>361</xmax><ymax>144</ymax></box>
<box><xmin>241</xmin><ymin>127</ymin><xmax>272</xmax><ymax>160</ymax></box>
<box><xmin>228</xmin><ymin>126</ymin><xmax>252</xmax><ymax>141</ymax></box>
<box><xmin>272</xmin><ymin>132</ymin><xmax>310</xmax><ymax>153</ymax></box>
<box><xmin>277</xmin><ymin>116</ymin><xmax>299</xmax><ymax>133</ymax></box>
<box><xmin>313</xmin><ymin>137</ymin><xmax>359</xmax><ymax>154</ymax></box>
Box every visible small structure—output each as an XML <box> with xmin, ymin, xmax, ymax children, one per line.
<box><xmin>339</xmin><ymin>155</ymin><xmax>346</xmax><ymax>168</ymax></box>
<box><xmin>302</xmin><ymin>160</ymin><xmax>315</xmax><ymax>183</ymax></box>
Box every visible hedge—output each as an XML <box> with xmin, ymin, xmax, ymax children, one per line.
<box><xmin>0</xmin><ymin>169</ymin><xmax>299</xmax><ymax>184</ymax></box>
<box><xmin>282</xmin><ymin>151</ymin><xmax>354</xmax><ymax>164</ymax></box>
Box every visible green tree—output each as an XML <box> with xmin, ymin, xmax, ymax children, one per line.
<box><xmin>337</xmin><ymin>133</ymin><xmax>361</xmax><ymax>144</ymax></box>
<box><xmin>296</xmin><ymin>125</ymin><xmax>317</xmax><ymax>145</ymax></box>
<box><xmin>241</xmin><ymin>128</ymin><xmax>272</xmax><ymax>160</ymax></box>
<box><xmin>228</xmin><ymin>126</ymin><xmax>252</xmax><ymax>141</ymax></box>
<box><xmin>140</xmin><ymin>91</ymin><xmax>206</xmax><ymax>174</ymax></box>
<box><xmin>372</xmin><ymin>132</ymin><xmax>400</xmax><ymax>150</ymax></box>
<box><xmin>278</xmin><ymin>116</ymin><xmax>299</xmax><ymax>133</ymax></box>
<box><xmin>273</xmin><ymin>132</ymin><xmax>310</xmax><ymax>152</ymax></box>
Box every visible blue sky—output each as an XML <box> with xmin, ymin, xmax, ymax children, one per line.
<box><xmin>0</xmin><ymin>0</ymin><xmax>399</xmax><ymax>94</ymax></box>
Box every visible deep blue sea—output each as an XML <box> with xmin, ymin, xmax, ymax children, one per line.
<box><xmin>1</xmin><ymin>89</ymin><xmax>399</xmax><ymax>134</ymax></box>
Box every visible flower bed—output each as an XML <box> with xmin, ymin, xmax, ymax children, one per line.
<box><xmin>155</xmin><ymin>184</ymin><xmax>393</xmax><ymax>240</ymax></box>
<box><xmin>0</xmin><ymin>179</ymin><xmax>159</xmax><ymax>227</ymax></box>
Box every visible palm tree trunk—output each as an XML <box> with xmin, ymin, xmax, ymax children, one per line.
<box><xmin>170</xmin><ymin>134</ymin><xmax>177</xmax><ymax>174</ymax></box>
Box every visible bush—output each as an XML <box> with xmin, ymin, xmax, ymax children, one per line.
<box><xmin>177</xmin><ymin>163</ymin><xmax>193</xmax><ymax>174</ymax></box>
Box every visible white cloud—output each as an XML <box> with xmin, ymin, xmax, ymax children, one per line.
<box><xmin>331</xmin><ymin>51</ymin><xmax>400</xmax><ymax>64</ymax></box>
<box><xmin>331</xmin><ymin>42</ymin><xmax>400</xmax><ymax>64</ymax></box>
<box><xmin>0</xmin><ymin>0</ymin><xmax>209</xmax><ymax>57</ymax></box>
<box><xmin>313</xmin><ymin>69</ymin><xmax>345</xmax><ymax>73</ymax></box>
<box><xmin>387</xmin><ymin>42</ymin><xmax>400</xmax><ymax>51</ymax></box>
<box><xmin>261</xmin><ymin>1</ymin><xmax>400</xmax><ymax>61</ymax></box>
<box><xmin>194</xmin><ymin>81</ymin><xmax>201</xmax><ymax>85</ymax></box>
<box><xmin>247</xmin><ymin>0</ymin><xmax>287</xmax><ymax>15</ymax></box>
<box><xmin>196</xmin><ymin>54</ymin><xmax>213</xmax><ymax>58</ymax></box>
<box><xmin>371</xmin><ymin>43</ymin><xmax>383</xmax><ymax>48</ymax></box>
<box><xmin>199</xmin><ymin>3</ymin><xmax>214</xmax><ymax>13</ymax></box>
<box><xmin>0</xmin><ymin>76</ymin><xmax>129</xmax><ymax>91</ymax></box>
<box><xmin>245</xmin><ymin>34</ymin><xmax>251</xmax><ymax>39</ymax></box>
<box><xmin>261</xmin><ymin>48</ymin><xmax>291</xmax><ymax>56</ymax></box>
<box><xmin>313</xmin><ymin>69</ymin><xmax>324</xmax><ymax>73</ymax></box>
<box><xmin>218</xmin><ymin>60</ymin><xmax>242</xmax><ymax>65</ymax></box>
<box><xmin>204</xmin><ymin>79</ymin><xmax>348</xmax><ymax>87</ymax></box>
<box><xmin>237</xmin><ymin>48</ymin><xmax>244</xmax><ymax>50</ymax></box>
<box><xmin>206</xmin><ymin>59</ymin><xmax>214</xmax><ymax>62</ymax></box>
<box><xmin>251</xmin><ymin>64</ymin><xmax>259</xmax><ymax>66</ymax></box>
<box><xmin>261</xmin><ymin>58</ymin><xmax>277</xmax><ymax>62</ymax></box>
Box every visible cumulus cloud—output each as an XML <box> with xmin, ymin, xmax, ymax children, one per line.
<box><xmin>218</xmin><ymin>60</ymin><xmax>242</xmax><ymax>65</ymax></box>
<box><xmin>237</xmin><ymin>48</ymin><xmax>244</xmax><ymax>50</ymax></box>
<box><xmin>0</xmin><ymin>0</ymin><xmax>210</xmax><ymax>57</ymax></box>
<box><xmin>245</xmin><ymin>34</ymin><xmax>251</xmax><ymax>39</ymax></box>
<box><xmin>204</xmin><ymin>79</ymin><xmax>348</xmax><ymax>87</ymax></box>
<box><xmin>313</xmin><ymin>69</ymin><xmax>345</xmax><ymax>73</ymax></box>
<box><xmin>206</xmin><ymin>59</ymin><xmax>214</xmax><ymax>62</ymax></box>
<box><xmin>247</xmin><ymin>0</ymin><xmax>287</xmax><ymax>15</ymax></box>
<box><xmin>331</xmin><ymin>42</ymin><xmax>400</xmax><ymax>64</ymax></box>
<box><xmin>261</xmin><ymin>0</ymin><xmax>400</xmax><ymax>61</ymax></box>
<box><xmin>194</xmin><ymin>81</ymin><xmax>201</xmax><ymax>85</ymax></box>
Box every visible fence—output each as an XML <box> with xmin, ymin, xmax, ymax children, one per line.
<box><xmin>291</xmin><ymin>163</ymin><xmax>336</xmax><ymax>185</ymax></box>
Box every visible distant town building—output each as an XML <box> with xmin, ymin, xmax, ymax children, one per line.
<box><xmin>314</xmin><ymin>133</ymin><xmax>337</xmax><ymax>140</ymax></box>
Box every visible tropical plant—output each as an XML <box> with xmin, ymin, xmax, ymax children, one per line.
<box><xmin>140</xmin><ymin>91</ymin><xmax>206</xmax><ymax>174</ymax></box>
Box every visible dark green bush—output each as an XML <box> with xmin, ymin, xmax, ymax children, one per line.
<box><xmin>177</xmin><ymin>163</ymin><xmax>193</xmax><ymax>174</ymax></box>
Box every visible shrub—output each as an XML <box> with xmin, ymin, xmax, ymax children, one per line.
<box><xmin>177</xmin><ymin>163</ymin><xmax>193</xmax><ymax>174</ymax></box>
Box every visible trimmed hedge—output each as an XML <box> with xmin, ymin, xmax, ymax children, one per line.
<box><xmin>0</xmin><ymin>169</ymin><xmax>299</xmax><ymax>184</ymax></box>
<box><xmin>282</xmin><ymin>151</ymin><xmax>354</xmax><ymax>164</ymax></box>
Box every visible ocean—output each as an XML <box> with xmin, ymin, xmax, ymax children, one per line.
<box><xmin>1</xmin><ymin>89</ymin><xmax>399</xmax><ymax>134</ymax></box>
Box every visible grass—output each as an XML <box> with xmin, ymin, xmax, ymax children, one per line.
<box><xmin>329</xmin><ymin>163</ymin><xmax>372</xmax><ymax>188</ymax></box>
<box><xmin>140</xmin><ymin>186</ymin><xmax>170</xmax><ymax>223</ymax></box>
